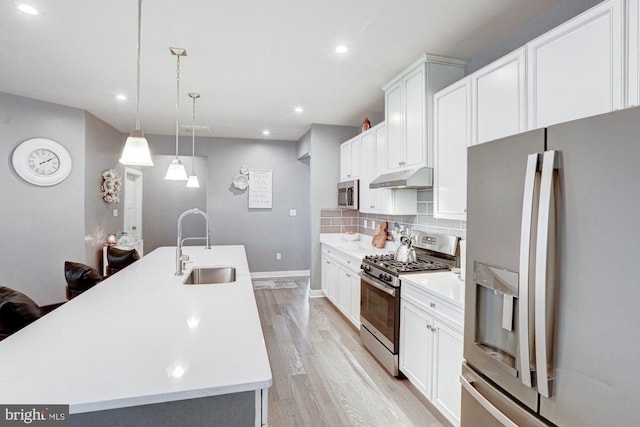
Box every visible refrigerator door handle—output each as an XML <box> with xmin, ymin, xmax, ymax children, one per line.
<box><xmin>460</xmin><ymin>375</ymin><xmax>519</xmax><ymax>427</ymax></box>
<box><xmin>518</xmin><ymin>153</ymin><xmax>539</xmax><ymax>388</ymax></box>
<box><xmin>534</xmin><ymin>150</ymin><xmax>558</xmax><ymax>398</ymax></box>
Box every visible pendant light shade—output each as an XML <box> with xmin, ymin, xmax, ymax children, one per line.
<box><xmin>186</xmin><ymin>174</ymin><xmax>200</xmax><ymax>188</ymax></box>
<box><xmin>120</xmin><ymin>0</ymin><xmax>153</xmax><ymax>167</ymax></box>
<box><xmin>165</xmin><ymin>158</ymin><xmax>189</xmax><ymax>180</ymax></box>
<box><xmin>186</xmin><ymin>92</ymin><xmax>200</xmax><ymax>188</ymax></box>
<box><xmin>165</xmin><ymin>47</ymin><xmax>188</xmax><ymax>180</ymax></box>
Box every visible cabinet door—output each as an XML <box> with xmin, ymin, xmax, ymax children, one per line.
<box><xmin>399</xmin><ymin>300</ymin><xmax>433</xmax><ymax>398</ymax></box>
<box><xmin>472</xmin><ymin>47</ymin><xmax>526</xmax><ymax>145</ymax></box>
<box><xmin>433</xmin><ymin>78</ymin><xmax>471</xmax><ymax>221</ymax></box>
<box><xmin>433</xmin><ymin>319</ymin><xmax>464</xmax><ymax>426</ymax></box>
<box><xmin>385</xmin><ymin>83</ymin><xmax>404</xmax><ymax>172</ymax></box>
<box><xmin>349</xmin><ymin>272</ymin><xmax>360</xmax><ymax>328</ymax></box>
<box><xmin>359</xmin><ymin>131</ymin><xmax>376</xmax><ymax>213</ymax></box>
<box><xmin>337</xmin><ymin>266</ymin><xmax>353</xmax><ymax>317</ymax></box>
<box><xmin>404</xmin><ymin>65</ymin><xmax>426</xmax><ymax>169</ymax></box>
<box><xmin>527</xmin><ymin>0</ymin><xmax>623</xmax><ymax>129</ymax></box>
<box><xmin>351</xmin><ymin>136</ymin><xmax>361</xmax><ymax>179</ymax></box>
<box><xmin>340</xmin><ymin>141</ymin><xmax>352</xmax><ymax>181</ymax></box>
<box><xmin>628</xmin><ymin>0</ymin><xmax>640</xmax><ymax>106</ymax></box>
<box><xmin>322</xmin><ymin>256</ymin><xmax>338</xmax><ymax>303</ymax></box>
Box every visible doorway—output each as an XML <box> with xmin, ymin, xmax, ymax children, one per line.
<box><xmin>124</xmin><ymin>167</ymin><xmax>143</xmax><ymax>238</ymax></box>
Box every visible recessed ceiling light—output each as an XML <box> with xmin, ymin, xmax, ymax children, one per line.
<box><xmin>262</xmin><ymin>129</ymin><xmax>271</xmax><ymax>136</ymax></box>
<box><xmin>335</xmin><ymin>45</ymin><xmax>349</xmax><ymax>54</ymax></box>
<box><xmin>116</xmin><ymin>94</ymin><xmax>127</xmax><ymax>101</ymax></box>
<box><xmin>294</xmin><ymin>106</ymin><xmax>303</xmax><ymax>113</ymax></box>
<box><xmin>17</xmin><ymin>4</ymin><xmax>38</xmax><ymax>15</ymax></box>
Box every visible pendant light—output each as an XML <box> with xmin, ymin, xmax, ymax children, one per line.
<box><xmin>186</xmin><ymin>92</ymin><xmax>200</xmax><ymax>188</ymax></box>
<box><xmin>164</xmin><ymin>47</ymin><xmax>188</xmax><ymax>180</ymax></box>
<box><xmin>120</xmin><ymin>0</ymin><xmax>153</xmax><ymax>166</ymax></box>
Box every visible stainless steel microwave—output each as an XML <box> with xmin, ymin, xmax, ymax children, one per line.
<box><xmin>337</xmin><ymin>179</ymin><xmax>359</xmax><ymax>210</ymax></box>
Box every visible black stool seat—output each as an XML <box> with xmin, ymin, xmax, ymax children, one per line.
<box><xmin>105</xmin><ymin>247</ymin><xmax>140</xmax><ymax>276</ymax></box>
<box><xmin>0</xmin><ymin>286</ymin><xmax>43</xmax><ymax>340</ymax></box>
<box><xmin>64</xmin><ymin>261</ymin><xmax>104</xmax><ymax>300</ymax></box>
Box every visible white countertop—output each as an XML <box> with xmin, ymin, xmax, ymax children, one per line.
<box><xmin>399</xmin><ymin>271</ymin><xmax>465</xmax><ymax>309</ymax></box>
<box><xmin>320</xmin><ymin>233</ymin><xmax>465</xmax><ymax>309</ymax></box>
<box><xmin>319</xmin><ymin>232</ymin><xmax>396</xmax><ymax>259</ymax></box>
<box><xmin>0</xmin><ymin>246</ymin><xmax>272</xmax><ymax>414</ymax></box>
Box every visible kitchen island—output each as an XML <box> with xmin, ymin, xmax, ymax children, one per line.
<box><xmin>0</xmin><ymin>246</ymin><xmax>271</xmax><ymax>427</ymax></box>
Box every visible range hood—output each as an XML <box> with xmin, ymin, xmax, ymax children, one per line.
<box><xmin>369</xmin><ymin>167</ymin><xmax>433</xmax><ymax>189</ymax></box>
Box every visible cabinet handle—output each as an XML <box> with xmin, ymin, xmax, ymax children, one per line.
<box><xmin>430</xmin><ymin>302</ymin><xmax>436</xmax><ymax>309</ymax></box>
<box><xmin>346</xmin><ymin>273</ymin><xmax>351</xmax><ymax>278</ymax></box>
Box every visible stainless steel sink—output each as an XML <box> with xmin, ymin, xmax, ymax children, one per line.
<box><xmin>183</xmin><ymin>267</ymin><xmax>237</xmax><ymax>285</ymax></box>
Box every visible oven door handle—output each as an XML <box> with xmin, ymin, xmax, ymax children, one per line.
<box><xmin>359</xmin><ymin>272</ymin><xmax>397</xmax><ymax>297</ymax></box>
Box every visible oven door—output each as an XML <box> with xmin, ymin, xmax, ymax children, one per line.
<box><xmin>359</xmin><ymin>272</ymin><xmax>399</xmax><ymax>353</ymax></box>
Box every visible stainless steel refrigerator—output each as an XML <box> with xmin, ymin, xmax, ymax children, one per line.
<box><xmin>462</xmin><ymin>107</ymin><xmax>640</xmax><ymax>427</ymax></box>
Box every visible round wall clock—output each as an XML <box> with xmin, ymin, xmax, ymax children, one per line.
<box><xmin>11</xmin><ymin>138</ymin><xmax>73</xmax><ymax>186</ymax></box>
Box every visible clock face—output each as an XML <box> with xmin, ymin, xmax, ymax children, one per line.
<box><xmin>12</xmin><ymin>138</ymin><xmax>72</xmax><ymax>186</ymax></box>
<box><xmin>28</xmin><ymin>149</ymin><xmax>60</xmax><ymax>176</ymax></box>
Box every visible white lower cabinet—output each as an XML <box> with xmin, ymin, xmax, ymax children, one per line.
<box><xmin>321</xmin><ymin>254</ymin><xmax>338</xmax><ymax>304</ymax></box>
<box><xmin>321</xmin><ymin>244</ymin><xmax>361</xmax><ymax>329</ymax></box>
<box><xmin>399</xmin><ymin>299</ymin><xmax>434</xmax><ymax>397</ymax></box>
<box><xmin>432</xmin><ymin>318</ymin><xmax>463</xmax><ymax>426</ymax></box>
<box><xmin>400</xmin><ymin>281</ymin><xmax>464</xmax><ymax>426</ymax></box>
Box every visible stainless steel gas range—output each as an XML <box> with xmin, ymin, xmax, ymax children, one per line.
<box><xmin>359</xmin><ymin>232</ymin><xmax>459</xmax><ymax>377</ymax></box>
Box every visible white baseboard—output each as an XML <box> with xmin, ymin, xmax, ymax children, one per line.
<box><xmin>308</xmin><ymin>289</ymin><xmax>325</xmax><ymax>298</ymax></box>
<box><xmin>250</xmin><ymin>270</ymin><xmax>310</xmax><ymax>279</ymax></box>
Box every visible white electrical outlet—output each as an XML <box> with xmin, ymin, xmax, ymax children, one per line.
<box><xmin>276</xmin><ymin>253</ymin><xmax>282</xmax><ymax>260</ymax></box>
<box><xmin>289</xmin><ymin>209</ymin><xmax>297</xmax><ymax>216</ymax></box>
<box><xmin>371</xmin><ymin>220</ymin><xmax>375</xmax><ymax>229</ymax></box>
<box><xmin>113</xmin><ymin>209</ymin><xmax>118</xmax><ymax>217</ymax></box>
<box><xmin>364</xmin><ymin>220</ymin><xmax>368</xmax><ymax>229</ymax></box>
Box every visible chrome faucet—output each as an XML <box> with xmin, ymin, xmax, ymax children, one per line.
<box><xmin>176</xmin><ymin>208</ymin><xmax>211</xmax><ymax>275</ymax></box>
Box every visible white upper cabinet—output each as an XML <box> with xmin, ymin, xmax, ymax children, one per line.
<box><xmin>433</xmin><ymin>78</ymin><xmax>471</xmax><ymax>221</ymax></box>
<box><xmin>471</xmin><ymin>47</ymin><xmax>526</xmax><ymax>145</ymax></box>
<box><xmin>339</xmin><ymin>135</ymin><xmax>360</xmax><ymax>181</ymax></box>
<box><xmin>626</xmin><ymin>0</ymin><xmax>640</xmax><ymax>106</ymax></box>
<box><xmin>360</xmin><ymin>123</ymin><xmax>418</xmax><ymax>215</ymax></box>
<box><xmin>383</xmin><ymin>55</ymin><xmax>466</xmax><ymax>173</ymax></box>
<box><xmin>527</xmin><ymin>0</ymin><xmax>624</xmax><ymax>129</ymax></box>
<box><xmin>359</xmin><ymin>127</ymin><xmax>377</xmax><ymax>213</ymax></box>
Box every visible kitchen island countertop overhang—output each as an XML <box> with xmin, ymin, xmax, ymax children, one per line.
<box><xmin>0</xmin><ymin>245</ymin><xmax>272</xmax><ymax>416</ymax></box>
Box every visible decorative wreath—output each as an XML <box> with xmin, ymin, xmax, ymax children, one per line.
<box><xmin>101</xmin><ymin>169</ymin><xmax>122</xmax><ymax>203</ymax></box>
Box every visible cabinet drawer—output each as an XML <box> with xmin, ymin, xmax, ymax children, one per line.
<box><xmin>402</xmin><ymin>281</ymin><xmax>463</xmax><ymax>327</ymax></box>
<box><xmin>321</xmin><ymin>245</ymin><xmax>361</xmax><ymax>272</ymax></box>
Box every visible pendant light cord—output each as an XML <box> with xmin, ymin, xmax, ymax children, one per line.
<box><xmin>191</xmin><ymin>96</ymin><xmax>196</xmax><ymax>174</ymax></box>
<box><xmin>135</xmin><ymin>0</ymin><xmax>142</xmax><ymax>131</ymax></box>
<box><xmin>175</xmin><ymin>54</ymin><xmax>181</xmax><ymax>159</ymax></box>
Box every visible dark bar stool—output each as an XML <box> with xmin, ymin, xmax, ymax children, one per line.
<box><xmin>0</xmin><ymin>286</ymin><xmax>43</xmax><ymax>340</ymax></box>
<box><xmin>105</xmin><ymin>247</ymin><xmax>140</xmax><ymax>276</ymax></box>
<box><xmin>64</xmin><ymin>261</ymin><xmax>104</xmax><ymax>300</ymax></box>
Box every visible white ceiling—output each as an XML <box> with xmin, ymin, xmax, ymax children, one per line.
<box><xmin>0</xmin><ymin>0</ymin><xmax>562</xmax><ymax>141</ymax></box>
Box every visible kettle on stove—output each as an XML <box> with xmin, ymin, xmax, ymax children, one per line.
<box><xmin>395</xmin><ymin>235</ymin><xmax>416</xmax><ymax>263</ymax></box>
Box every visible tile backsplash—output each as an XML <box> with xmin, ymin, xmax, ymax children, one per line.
<box><xmin>320</xmin><ymin>190</ymin><xmax>466</xmax><ymax>239</ymax></box>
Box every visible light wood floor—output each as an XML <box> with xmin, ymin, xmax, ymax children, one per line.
<box><xmin>254</xmin><ymin>277</ymin><xmax>448</xmax><ymax>427</ymax></box>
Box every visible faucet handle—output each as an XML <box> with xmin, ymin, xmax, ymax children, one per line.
<box><xmin>179</xmin><ymin>254</ymin><xmax>190</xmax><ymax>262</ymax></box>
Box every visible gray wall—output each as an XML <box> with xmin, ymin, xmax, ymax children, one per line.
<box><xmin>0</xmin><ymin>93</ymin><xmax>86</xmax><ymax>305</ymax></box>
<box><xmin>308</xmin><ymin>124</ymin><xmax>359</xmax><ymax>290</ymax></box>
<box><xmin>142</xmin><ymin>154</ymin><xmax>208</xmax><ymax>253</ymax></box>
<box><xmin>147</xmin><ymin>134</ymin><xmax>310</xmax><ymax>274</ymax></box>
<box><xmin>84</xmin><ymin>112</ymin><xmax>126</xmax><ymax>268</ymax></box>
<box><xmin>466</xmin><ymin>0</ymin><xmax>602</xmax><ymax>73</ymax></box>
